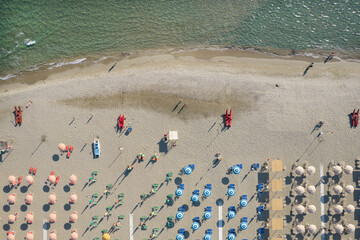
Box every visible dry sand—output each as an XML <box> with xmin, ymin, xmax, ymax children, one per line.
<box><xmin>0</xmin><ymin>49</ymin><xmax>360</xmax><ymax>240</ymax></box>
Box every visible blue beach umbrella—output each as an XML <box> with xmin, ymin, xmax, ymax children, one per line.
<box><xmin>227</xmin><ymin>233</ymin><xmax>236</xmax><ymax>240</ymax></box>
<box><xmin>227</xmin><ymin>211</ymin><xmax>236</xmax><ymax>219</ymax></box>
<box><xmin>227</xmin><ymin>188</ymin><xmax>235</xmax><ymax>196</ymax></box>
<box><xmin>191</xmin><ymin>194</ymin><xmax>199</xmax><ymax>202</ymax></box>
<box><xmin>203</xmin><ymin>189</ymin><xmax>211</xmax><ymax>197</ymax></box>
<box><xmin>233</xmin><ymin>166</ymin><xmax>241</xmax><ymax>174</ymax></box>
<box><xmin>191</xmin><ymin>222</ymin><xmax>200</xmax><ymax>230</ymax></box>
<box><xmin>203</xmin><ymin>211</ymin><xmax>212</xmax><ymax>219</ymax></box>
<box><xmin>184</xmin><ymin>167</ymin><xmax>192</xmax><ymax>175</ymax></box>
<box><xmin>175</xmin><ymin>188</ymin><xmax>183</xmax><ymax>197</ymax></box>
<box><xmin>240</xmin><ymin>199</ymin><xmax>248</xmax><ymax>207</ymax></box>
<box><xmin>176</xmin><ymin>234</ymin><xmax>185</xmax><ymax>240</ymax></box>
<box><xmin>240</xmin><ymin>222</ymin><xmax>248</xmax><ymax>230</ymax></box>
<box><xmin>176</xmin><ymin>211</ymin><xmax>184</xmax><ymax>220</ymax></box>
<box><xmin>204</xmin><ymin>234</ymin><xmax>212</xmax><ymax>240</ymax></box>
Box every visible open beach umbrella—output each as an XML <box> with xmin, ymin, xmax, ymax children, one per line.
<box><xmin>345</xmin><ymin>185</ymin><xmax>354</xmax><ymax>194</ymax></box>
<box><xmin>306</xmin><ymin>166</ymin><xmax>316</xmax><ymax>175</ymax></box>
<box><xmin>70</xmin><ymin>193</ymin><xmax>78</xmax><ymax>203</ymax></box>
<box><xmin>333</xmin><ymin>185</ymin><xmax>343</xmax><ymax>194</ymax></box>
<box><xmin>26</xmin><ymin>194</ymin><xmax>33</xmax><ymax>204</ymax></box>
<box><xmin>49</xmin><ymin>212</ymin><xmax>56</xmax><ymax>222</ymax></box>
<box><xmin>295</xmin><ymin>186</ymin><xmax>305</xmax><ymax>195</ymax></box>
<box><xmin>296</xmin><ymin>225</ymin><xmax>305</xmax><ymax>235</ymax></box>
<box><xmin>332</xmin><ymin>166</ymin><xmax>342</xmax><ymax>175</ymax></box>
<box><xmin>308</xmin><ymin>225</ymin><xmax>317</xmax><ymax>234</ymax></box>
<box><xmin>227</xmin><ymin>233</ymin><xmax>236</xmax><ymax>240</ymax></box>
<box><xmin>176</xmin><ymin>234</ymin><xmax>184</xmax><ymax>240</ymax></box>
<box><xmin>204</xmin><ymin>234</ymin><xmax>212</xmax><ymax>240</ymax></box>
<box><xmin>334</xmin><ymin>205</ymin><xmax>343</xmax><ymax>214</ymax></box>
<box><xmin>58</xmin><ymin>143</ymin><xmax>66</xmax><ymax>151</ymax></box>
<box><xmin>26</xmin><ymin>232</ymin><xmax>34</xmax><ymax>240</ymax></box>
<box><xmin>8</xmin><ymin>175</ymin><xmax>16</xmax><ymax>184</ymax></box>
<box><xmin>307</xmin><ymin>205</ymin><xmax>316</xmax><ymax>213</ymax></box>
<box><xmin>191</xmin><ymin>222</ymin><xmax>200</xmax><ymax>230</ymax></box>
<box><xmin>26</xmin><ymin>175</ymin><xmax>34</xmax><ymax>185</ymax></box>
<box><xmin>7</xmin><ymin>233</ymin><xmax>15</xmax><ymax>240</ymax></box>
<box><xmin>176</xmin><ymin>212</ymin><xmax>184</xmax><ymax>220</ymax></box>
<box><xmin>232</xmin><ymin>165</ymin><xmax>241</xmax><ymax>174</ymax></box>
<box><xmin>175</xmin><ymin>189</ymin><xmax>183</xmax><ymax>197</ymax></box>
<box><xmin>184</xmin><ymin>167</ymin><xmax>192</xmax><ymax>175</ymax></box>
<box><xmin>26</xmin><ymin>213</ymin><xmax>34</xmax><ymax>223</ymax></box>
<box><xmin>345</xmin><ymin>224</ymin><xmax>355</xmax><ymax>233</ymax></box>
<box><xmin>49</xmin><ymin>194</ymin><xmax>56</xmax><ymax>203</ymax></box>
<box><xmin>49</xmin><ymin>175</ymin><xmax>56</xmax><ymax>184</ymax></box>
<box><xmin>227</xmin><ymin>211</ymin><xmax>236</xmax><ymax>219</ymax></box>
<box><xmin>102</xmin><ymin>233</ymin><xmax>110</xmax><ymax>240</ymax></box>
<box><xmin>344</xmin><ymin>165</ymin><xmax>353</xmax><ymax>175</ymax></box>
<box><xmin>203</xmin><ymin>189</ymin><xmax>211</xmax><ymax>197</ymax></box>
<box><xmin>191</xmin><ymin>194</ymin><xmax>199</xmax><ymax>202</ymax></box>
<box><xmin>69</xmin><ymin>175</ymin><xmax>77</xmax><ymax>184</ymax></box>
<box><xmin>70</xmin><ymin>231</ymin><xmax>78</xmax><ymax>240</ymax></box>
<box><xmin>240</xmin><ymin>199</ymin><xmax>248</xmax><ymax>207</ymax></box>
<box><xmin>8</xmin><ymin>214</ymin><xmax>16</xmax><ymax>223</ymax></box>
<box><xmin>70</xmin><ymin>212</ymin><xmax>78</xmax><ymax>222</ymax></box>
<box><xmin>49</xmin><ymin>231</ymin><xmax>57</xmax><ymax>240</ymax></box>
<box><xmin>335</xmin><ymin>224</ymin><xmax>344</xmax><ymax>234</ymax></box>
<box><xmin>295</xmin><ymin>166</ymin><xmax>305</xmax><ymax>176</ymax></box>
<box><xmin>307</xmin><ymin>185</ymin><xmax>316</xmax><ymax>194</ymax></box>
<box><xmin>345</xmin><ymin>204</ymin><xmax>355</xmax><ymax>213</ymax></box>
<box><xmin>8</xmin><ymin>194</ymin><xmax>16</xmax><ymax>204</ymax></box>
<box><xmin>203</xmin><ymin>211</ymin><xmax>212</xmax><ymax>220</ymax></box>
<box><xmin>240</xmin><ymin>222</ymin><xmax>248</xmax><ymax>230</ymax></box>
<box><xmin>295</xmin><ymin>205</ymin><xmax>305</xmax><ymax>214</ymax></box>
<box><xmin>227</xmin><ymin>188</ymin><xmax>235</xmax><ymax>197</ymax></box>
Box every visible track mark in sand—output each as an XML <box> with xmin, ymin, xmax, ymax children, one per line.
<box><xmin>130</xmin><ymin>213</ymin><xmax>134</xmax><ymax>240</ymax></box>
<box><xmin>320</xmin><ymin>164</ymin><xmax>325</xmax><ymax>240</ymax></box>
<box><xmin>43</xmin><ymin>219</ymin><xmax>47</xmax><ymax>240</ymax></box>
<box><xmin>218</xmin><ymin>205</ymin><xmax>222</xmax><ymax>240</ymax></box>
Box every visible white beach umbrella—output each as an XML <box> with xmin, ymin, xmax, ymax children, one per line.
<box><xmin>25</xmin><ymin>194</ymin><xmax>33</xmax><ymax>204</ymax></box>
<box><xmin>306</xmin><ymin>166</ymin><xmax>316</xmax><ymax>175</ymax></box>
<box><xmin>296</xmin><ymin>224</ymin><xmax>306</xmax><ymax>235</ymax></box>
<box><xmin>26</xmin><ymin>175</ymin><xmax>34</xmax><ymax>185</ymax></box>
<box><xmin>7</xmin><ymin>233</ymin><xmax>15</xmax><ymax>240</ymax></box>
<box><xmin>333</xmin><ymin>185</ymin><xmax>343</xmax><ymax>194</ymax></box>
<box><xmin>295</xmin><ymin>166</ymin><xmax>305</xmax><ymax>176</ymax></box>
<box><xmin>307</xmin><ymin>185</ymin><xmax>316</xmax><ymax>194</ymax></box>
<box><xmin>8</xmin><ymin>214</ymin><xmax>16</xmax><ymax>223</ymax></box>
<box><xmin>334</xmin><ymin>205</ymin><xmax>343</xmax><ymax>214</ymax></box>
<box><xmin>71</xmin><ymin>231</ymin><xmax>78</xmax><ymax>240</ymax></box>
<box><xmin>49</xmin><ymin>194</ymin><xmax>56</xmax><ymax>204</ymax></box>
<box><xmin>345</xmin><ymin>204</ymin><xmax>355</xmax><ymax>213</ymax></box>
<box><xmin>295</xmin><ymin>186</ymin><xmax>305</xmax><ymax>195</ymax></box>
<box><xmin>295</xmin><ymin>205</ymin><xmax>305</xmax><ymax>214</ymax></box>
<box><xmin>49</xmin><ymin>231</ymin><xmax>57</xmax><ymax>240</ymax></box>
<box><xmin>8</xmin><ymin>175</ymin><xmax>16</xmax><ymax>184</ymax></box>
<box><xmin>8</xmin><ymin>194</ymin><xmax>16</xmax><ymax>204</ymax></box>
<box><xmin>70</xmin><ymin>193</ymin><xmax>78</xmax><ymax>203</ymax></box>
<box><xmin>58</xmin><ymin>143</ymin><xmax>66</xmax><ymax>151</ymax></box>
<box><xmin>26</xmin><ymin>232</ymin><xmax>34</xmax><ymax>240</ymax></box>
<box><xmin>26</xmin><ymin>213</ymin><xmax>34</xmax><ymax>223</ymax></box>
<box><xmin>344</xmin><ymin>165</ymin><xmax>353</xmax><ymax>175</ymax></box>
<box><xmin>332</xmin><ymin>166</ymin><xmax>342</xmax><ymax>175</ymax></box>
<box><xmin>308</xmin><ymin>224</ymin><xmax>317</xmax><ymax>234</ymax></box>
<box><xmin>334</xmin><ymin>224</ymin><xmax>344</xmax><ymax>234</ymax></box>
<box><xmin>307</xmin><ymin>205</ymin><xmax>316</xmax><ymax>213</ymax></box>
<box><xmin>345</xmin><ymin>224</ymin><xmax>355</xmax><ymax>233</ymax></box>
<box><xmin>69</xmin><ymin>174</ymin><xmax>77</xmax><ymax>184</ymax></box>
<box><xmin>345</xmin><ymin>185</ymin><xmax>354</xmax><ymax>194</ymax></box>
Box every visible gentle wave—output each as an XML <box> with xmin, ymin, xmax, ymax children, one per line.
<box><xmin>47</xmin><ymin>58</ymin><xmax>87</xmax><ymax>70</ymax></box>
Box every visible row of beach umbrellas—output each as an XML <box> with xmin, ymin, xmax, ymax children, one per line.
<box><xmin>8</xmin><ymin>174</ymin><xmax>77</xmax><ymax>185</ymax></box>
<box><xmin>7</xmin><ymin>193</ymin><xmax>77</xmax><ymax>204</ymax></box>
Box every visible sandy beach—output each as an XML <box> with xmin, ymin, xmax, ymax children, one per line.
<box><xmin>0</xmin><ymin>49</ymin><xmax>360</xmax><ymax>240</ymax></box>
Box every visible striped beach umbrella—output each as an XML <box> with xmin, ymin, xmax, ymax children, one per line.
<box><xmin>184</xmin><ymin>167</ymin><xmax>192</xmax><ymax>175</ymax></box>
<box><xmin>191</xmin><ymin>194</ymin><xmax>199</xmax><ymax>202</ymax></box>
<box><xmin>192</xmin><ymin>222</ymin><xmax>200</xmax><ymax>230</ymax></box>
<box><xmin>227</xmin><ymin>188</ymin><xmax>235</xmax><ymax>197</ymax></box>
<box><xmin>176</xmin><ymin>211</ymin><xmax>184</xmax><ymax>220</ymax></box>
<box><xmin>227</xmin><ymin>211</ymin><xmax>236</xmax><ymax>219</ymax></box>
<box><xmin>203</xmin><ymin>189</ymin><xmax>211</xmax><ymax>197</ymax></box>
<box><xmin>227</xmin><ymin>233</ymin><xmax>236</xmax><ymax>240</ymax></box>
<box><xmin>175</xmin><ymin>189</ymin><xmax>183</xmax><ymax>197</ymax></box>
<box><xmin>176</xmin><ymin>234</ymin><xmax>184</xmax><ymax>240</ymax></box>
<box><xmin>240</xmin><ymin>222</ymin><xmax>248</xmax><ymax>230</ymax></box>
<box><xmin>240</xmin><ymin>199</ymin><xmax>248</xmax><ymax>207</ymax></box>
<box><xmin>233</xmin><ymin>166</ymin><xmax>241</xmax><ymax>174</ymax></box>
<box><xmin>203</xmin><ymin>211</ymin><xmax>212</xmax><ymax>219</ymax></box>
<box><xmin>204</xmin><ymin>234</ymin><xmax>212</xmax><ymax>240</ymax></box>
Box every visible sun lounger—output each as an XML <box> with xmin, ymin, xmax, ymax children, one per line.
<box><xmin>54</xmin><ymin>176</ymin><xmax>59</xmax><ymax>185</ymax></box>
<box><xmin>67</xmin><ymin>151</ymin><xmax>71</xmax><ymax>158</ymax></box>
<box><xmin>352</xmin><ymin>109</ymin><xmax>359</xmax><ymax>127</ymax></box>
<box><xmin>225</xmin><ymin>109</ymin><xmax>232</xmax><ymax>128</ymax></box>
<box><xmin>17</xmin><ymin>176</ymin><xmax>22</xmax><ymax>185</ymax></box>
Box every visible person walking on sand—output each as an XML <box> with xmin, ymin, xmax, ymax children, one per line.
<box><xmin>302</xmin><ymin>62</ymin><xmax>314</xmax><ymax>76</ymax></box>
<box><xmin>324</xmin><ymin>52</ymin><xmax>335</xmax><ymax>64</ymax></box>
<box><xmin>108</xmin><ymin>60</ymin><xmax>117</xmax><ymax>73</ymax></box>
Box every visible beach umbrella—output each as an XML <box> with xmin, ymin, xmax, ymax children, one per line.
<box><xmin>49</xmin><ymin>194</ymin><xmax>56</xmax><ymax>203</ymax></box>
<box><xmin>184</xmin><ymin>167</ymin><xmax>192</xmax><ymax>175</ymax></box>
<box><xmin>26</xmin><ymin>213</ymin><xmax>34</xmax><ymax>223</ymax></box>
<box><xmin>70</xmin><ymin>193</ymin><xmax>78</xmax><ymax>202</ymax></box>
<box><xmin>70</xmin><ymin>212</ymin><xmax>78</xmax><ymax>222</ymax></box>
<box><xmin>296</xmin><ymin>225</ymin><xmax>305</xmax><ymax>235</ymax></box>
<box><xmin>26</xmin><ymin>194</ymin><xmax>33</xmax><ymax>204</ymax></box>
<box><xmin>7</xmin><ymin>233</ymin><xmax>15</xmax><ymax>240</ymax></box>
<box><xmin>203</xmin><ymin>189</ymin><xmax>211</xmax><ymax>197</ymax></box>
<box><xmin>8</xmin><ymin>175</ymin><xmax>16</xmax><ymax>184</ymax></box>
<box><xmin>49</xmin><ymin>231</ymin><xmax>57</xmax><ymax>240</ymax></box>
<box><xmin>8</xmin><ymin>214</ymin><xmax>16</xmax><ymax>223</ymax></box>
<box><xmin>295</xmin><ymin>166</ymin><xmax>305</xmax><ymax>176</ymax></box>
<box><xmin>295</xmin><ymin>205</ymin><xmax>305</xmax><ymax>214</ymax></box>
<box><xmin>204</xmin><ymin>234</ymin><xmax>212</xmax><ymax>240</ymax></box>
<box><xmin>227</xmin><ymin>188</ymin><xmax>235</xmax><ymax>197</ymax></box>
<box><xmin>240</xmin><ymin>199</ymin><xmax>248</xmax><ymax>207</ymax></box>
<box><xmin>227</xmin><ymin>233</ymin><xmax>236</xmax><ymax>240</ymax></box>
<box><xmin>295</xmin><ymin>186</ymin><xmax>305</xmax><ymax>195</ymax></box>
<box><xmin>176</xmin><ymin>212</ymin><xmax>184</xmax><ymax>220</ymax></box>
<box><xmin>332</xmin><ymin>166</ymin><xmax>342</xmax><ymax>175</ymax></box>
<box><xmin>306</xmin><ymin>166</ymin><xmax>316</xmax><ymax>175</ymax></box>
<box><xmin>227</xmin><ymin>211</ymin><xmax>236</xmax><ymax>219</ymax></box>
<box><xmin>70</xmin><ymin>231</ymin><xmax>78</xmax><ymax>240</ymax></box>
<box><xmin>307</xmin><ymin>185</ymin><xmax>316</xmax><ymax>194</ymax></box>
<box><xmin>333</xmin><ymin>185</ymin><xmax>343</xmax><ymax>194</ymax></box>
<box><xmin>69</xmin><ymin>175</ymin><xmax>77</xmax><ymax>184</ymax></box>
<box><xmin>26</xmin><ymin>232</ymin><xmax>34</xmax><ymax>240</ymax></box>
<box><xmin>175</xmin><ymin>189</ymin><xmax>183</xmax><ymax>197</ymax></box>
<box><xmin>345</xmin><ymin>204</ymin><xmax>355</xmax><ymax>213</ymax></box>
<box><xmin>58</xmin><ymin>143</ymin><xmax>66</xmax><ymax>151</ymax></box>
<box><xmin>49</xmin><ymin>212</ymin><xmax>56</xmax><ymax>222</ymax></box>
<box><xmin>334</xmin><ymin>205</ymin><xmax>343</xmax><ymax>214</ymax></box>
<box><xmin>308</xmin><ymin>225</ymin><xmax>317</xmax><ymax>234</ymax></box>
<box><xmin>232</xmin><ymin>166</ymin><xmax>241</xmax><ymax>174</ymax></box>
<box><xmin>203</xmin><ymin>211</ymin><xmax>212</xmax><ymax>220</ymax></box>
<box><xmin>345</xmin><ymin>224</ymin><xmax>355</xmax><ymax>233</ymax></box>
<box><xmin>191</xmin><ymin>194</ymin><xmax>199</xmax><ymax>202</ymax></box>
<box><xmin>8</xmin><ymin>194</ymin><xmax>16</xmax><ymax>204</ymax></box>
<box><xmin>26</xmin><ymin>175</ymin><xmax>34</xmax><ymax>185</ymax></box>
<box><xmin>307</xmin><ymin>205</ymin><xmax>316</xmax><ymax>213</ymax></box>
<box><xmin>191</xmin><ymin>222</ymin><xmax>200</xmax><ymax>230</ymax></box>
<box><xmin>176</xmin><ymin>234</ymin><xmax>184</xmax><ymax>240</ymax></box>
<box><xmin>344</xmin><ymin>165</ymin><xmax>353</xmax><ymax>175</ymax></box>
<box><xmin>334</xmin><ymin>224</ymin><xmax>344</xmax><ymax>234</ymax></box>
<box><xmin>240</xmin><ymin>222</ymin><xmax>248</xmax><ymax>230</ymax></box>
<box><xmin>345</xmin><ymin>185</ymin><xmax>354</xmax><ymax>194</ymax></box>
<box><xmin>49</xmin><ymin>175</ymin><xmax>56</xmax><ymax>184</ymax></box>
<box><xmin>102</xmin><ymin>233</ymin><xmax>110</xmax><ymax>240</ymax></box>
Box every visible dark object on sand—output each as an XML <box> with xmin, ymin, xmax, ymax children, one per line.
<box><xmin>108</xmin><ymin>61</ymin><xmax>117</xmax><ymax>73</ymax></box>
<box><xmin>324</xmin><ymin>52</ymin><xmax>335</xmax><ymax>64</ymax></box>
<box><xmin>302</xmin><ymin>62</ymin><xmax>314</xmax><ymax>76</ymax></box>
<box><xmin>352</xmin><ymin>109</ymin><xmax>359</xmax><ymax>128</ymax></box>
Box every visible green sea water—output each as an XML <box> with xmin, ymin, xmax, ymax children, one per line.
<box><xmin>0</xmin><ymin>0</ymin><xmax>359</xmax><ymax>79</ymax></box>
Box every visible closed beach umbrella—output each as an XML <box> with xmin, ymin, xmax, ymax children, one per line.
<box><xmin>308</xmin><ymin>225</ymin><xmax>317</xmax><ymax>234</ymax></box>
<box><xmin>295</xmin><ymin>166</ymin><xmax>305</xmax><ymax>176</ymax></box>
<box><xmin>203</xmin><ymin>189</ymin><xmax>211</xmax><ymax>197</ymax></box>
<box><xmin>191</xmin><ymin>194</ymin><xmax>199</xmax><ymax>202</ymax></box>
<box><xmin>345</xmin><ymin>185</ymin><xmax>354</xmax><ymax>194</ymax></box>
<box><xmin>26</xmin><ymin>194</ymin><xmax>33</xmax><ymax>204</ymax></box>
<box><xmin>307</xmin><ymin>185</ymin><xmax>316</xmax><ymax>194</ymax></box>
<box><xmin>184</xmin><ymin>167</ymin><xmax>192</xmax><ymax>175</ymax></box>
<box><xmin>295</xmin><ymin>205</ymin><xmax>305</xmax><ymax>214</ymax></box>
<box><xmin>102</xmin><ymin>233</ymin><xmax>110</xmax><ymax>240</ymax></box>
<box><xmin>333</xmin><ymin>185</ymin><xmax>343</xmax><ymax>194</ymax></box>
<box><xmin>70</xmin><ymin>193</ymin><xmax>78</xmax><ymax>202</ymax></box>
<box><xmin>49</xmin><ymin>212</ymin><xmax>56</xmax><ymax>222</ymax></box>
<box><xmin>344</xmin><ymin>165</ymin><xmax>353</xmax><ymax>175</ymax></box>
<box><xmin>70</xmin><ymin>231</ymin><xmax>78</xmax><ymax>240</ymax></box>
<box><xmin>332</xmin><ymin>166</ymin><xmax>342</xmax><ymax>175</ymax></box>
<box><xmin>203</xmin><ymin>211</ymin><xmax>212</xmax><ymax>219</ymax></box>
<box><xmin>8</xmin><ymin>194</ymin><xmax>16</xmax><ymax>204</ymax></box>
<box><xmin>49</xmin><ymin>175</ymin><xmax>56</xmax><ymax>184</ymax></box>
<box><xmin>227</xmin><ymin>211</ymin><xmax>235</xmax><ymax>219</ymax></box>
<box><xmin>26</xmin><ymin>232</ymin><xmax>34</xmax><ymax>240</ymax></box>
<box><xmin>345</xmin><ymin>224</ymin><xmax>355</xmax><ymax>233</ymax></box>
<box><xmin>26</xmin><ymin>175</ymin><xmax>34</xmax><ymax>185</ymax></box>
<box><xmin>176</xmin><ymin>212</ymin><xmax>184</xmax><ymax>220</ymax></box>
<box><xmin>58</xmin><ymin>143</ymin><xmax>66</xmax><ymax>151</ymax></box>
<box><xmin>295</xmin><ymin>186</ymin><xmax>305</xmax><ymax>195</ymax></box>
<box><xmin>8</xmin><ymin>175</ymin><xmax>16</xmax><ymax>184</ymax></box>
<box><xmin>69</xmin><ymin>175</ymin><xmax>77</xmax><ymax>184</ymax></box>
<box><xmin>49</xmin><ymin>194</ymin><xmax>56</xmax><ymax>203</ymax></box>
<box><xmin>49</xmin><ymin>231</ymin><xmax>57</xmax><ymax>240</ymax></box>
<box><xmin>227</xmin><ymin>188</ymin><xmax>235</xmax><ymax>196</ymax></box>
<box><xmin>70</xmin><ymin>212</ymin><xmax>78</xmax><ymax>222</ymax></box>
<box><xmin>240</xmin><ymin>222</ymin><xmax>248</xmax><ymax>230</ymax></box>
<box><xmin>232</xmin><ymin>166</ymin><xmax>241</xmax><ymax>174</ymax></box>
<box><xmin>176</xmin><ymin>234</ymin><xmax>184</xmax><ymax>240</ymax></box>
<box><xmin>335</xmin><ymin>224</ymin><xmax>344</xmax><ymax>234</ymax></box>
<box><xmin>334</xmin><ymin>205</ymin><xmax>343</xmax><ymax>214</ymax></box>
<box><xmin>345</xmin><ymin>204</ymin><xmax>355</xmax><ymax>213</ymax></box>
<box><xmin>307</xmin><ymin>205</ymin><xmax>316</xmax><ymax>213</ymax></box>
<box><xmin>306</xmin><ymin>166</ymin><xmax>316</xmax><ymax>175</ymax></box>
<box><xmin>296</xmin><ymin>225</ymin><xmax>305</xmax><ymax>235</ymax></box>
<box><xmin>191</xmin><ymin>222</ymin><xmax>200</xmax><ymax>230</ymax></box>
<box><xmin>240</xmin><ymin>199</ymin><xmax>248</xmax><ymax>207</ymax></box>
<box><xmin>175</xmin><ymin>189</ymin><xmax>183</xmax><ymax>197</ymax></box>
<box><xmin>7</xmin><ymin>233</ymin><xmax>15</xmax><ymax>240</ymax></box>
<box><xmin>227</xmin><ymin>233</ymin><xmax>236</xmax><ymax>240</ymax></box>
<box><xmin>26</xmin><ymin>213</ymin><xmax>34</xmax><ymax>222</ymax></box>
<box><xmin>8</xmin><ymin>214</ymin><xmax>16</xmax><ymax>223</ymax></box>
<box><xmin>204</xmin><ymin>234</ymin><xmax>212</xmax><ymax>240</ymax></box>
